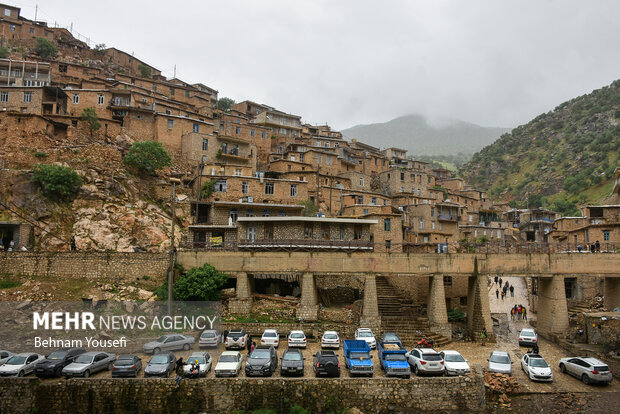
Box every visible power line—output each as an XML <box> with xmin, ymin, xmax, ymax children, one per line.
<box><xmin>0</xmin><ymin>199</ymin><xmax>70</xmax><ymax>247</ymax></box>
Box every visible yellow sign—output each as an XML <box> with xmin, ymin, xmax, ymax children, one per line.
<box><xmin>210</xmin><ymin>236</ymin><xmax>223</xmax><ymax>246</ymax></box>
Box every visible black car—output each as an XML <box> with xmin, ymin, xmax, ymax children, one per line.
<box><xmin>144</xmin><ymin>352</ymin><xmax>176</xmax><ymax>378</ymax></box>
<box><xmin>313</xmin><ymin>350</ymin><xmax>340</xmax><ymax>377</ymax></box>
<box><xmin>281</xmin><ymin>348</ymin><xmax>304</xmax><ymax>376</ymax></box>
<box><xmin>245</xmin><ymin>346</ymin><xmax>278</xmax><ymax>377</ymax></box>
<box><xmin>34</xmin><ymin>347</ymin><xmax>86</xmax><ymax>378</ymax></box>
<box><xmin>112</xmin><ymin>355</ymin><xmax>143</xmax><ymax>378</ymax></box>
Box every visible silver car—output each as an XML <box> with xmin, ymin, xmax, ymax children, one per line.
<box><xmin>184</xmin><ymin>352</ymin><xmax>212</xmax><ymax>377</ymax></box>
<box><xmin>559</xmin><ymin>357</ymin><xmax>613</xmax><ymax>385</ymax></box>
<box><xmin>0</xmin><ymin>350</ymin><xmax>13</xmax><ymax>366</ymax></box>
<box><xmin>143</xmin><ymin>334</ymin><xmax>195</xmax><ymax>354</ymax></box>
<box><xmin>488</xmin><ymin>351</ymin><xmax>512</xmax><ymax>375</ymax></box>
<box><xmin>0</xmin><ymin>353</ymin><xmax>44</xmax><ymax>377</ymax></box>
<box><xmin>62</xmin><ymin>352</ymin><xmax>116</xmax><ymax>378</ymax></box>
<box><xmin>287</xmin><ymin>330</ymin><xmax>307</xmax><ymax>348</ymax></box>
<box><xmin>199</xmin><ymin>330</ymin><xmax>222</xmax><ymax>348</ymax></box>
<box><xmin>521</xmin><ymin>354</ymin><xmax>553</xmax><ymax>382</ymax></box>
<box><xmin>518</xmin><ymin>328</ymin><xmax>538</xmax><ymax>347</ymax></box>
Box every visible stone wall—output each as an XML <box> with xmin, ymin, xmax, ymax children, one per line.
<box><xmin>0</xmin><ymin>375</ymin><xmax>486</xmax><ymax>414</ymax></box>
<box><xmin>0</xmin><ymin>252</ymin><xmax>168</xmax><ymax>282</ymax></box>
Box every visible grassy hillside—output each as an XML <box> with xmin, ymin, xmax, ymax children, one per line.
<box><xmin>461</xmin><ymin>79</ymin><xmax>620</xmax><ymax>216</ymax></box>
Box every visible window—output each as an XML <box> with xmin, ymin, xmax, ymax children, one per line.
<box><xmin>0</xmin><ymin>91</ymin><xmax>7</xmax><ymax>102</ymax></box>
<box><xmin>326</xmin><ymin>156</ymin><xmax>332</xmax><ymax>165</ymax></box>
<box><xmin>246</xmin><ymin>209</ymin><xmax>255</xmax><ymax>217</ymax></box>
<box><xmin>360</xmin><ymin>178</ymin><xmax>364</xmax><ymax>186</ymax></box>
<box><xmin>371</xmin><ymin>197</ymin><xmax>377</xmax><ymax>205</ymax></box>
<box><xmin>262</xmin><ymin>209</ymin><xmax>270</xmax><ymax>217</ymax></box>
<box><xmin>431</xmin><ymin>221</ymin><xmax>436</xmax><ymax>230</ymax></box>
<box><xmin>354</xmin><ymin>225</ymin><xmax>363</xmax><ymax>240</ymax></box>
<box><xmin>202</xmin><ymin>138</ymin><xmax>208</xmax><ymax>151</ymax></box>
<box><xmin>261</xmin><ymin>131</ymin><xmax>266</xmax><ymax>139</ymax></box>
<box><xmin>304</xmin><ymin>223</ymin><xmax>313</xmax><ymax>239</ymax></box>
<box><xmin>363</xmin><ymin>209</ymin><xmax>369</xmax><ymax>215</ymax></box>
<box><xmin>300</xmin><ymin>153</ymin><xmax>304</xmax><ymax>162</ymax></box>
<box><xmin>324</xmin><ymin>142</ymin><xmax>330</xmax><ymax>148</ymax></box>
<box><xmin>250</xmin><ymin>129</ymin><xmax>255</xmax><ymax>137</ymax></box>
<box><xmin>400</xmin><ymin>172</ymin><xmax>405</xmax><ymax>181</ymax></box>
<box><xmin>321</xmin><ymin>224</ymin><xmax>330</xmax><ymax>240</ymax></box>
<box><xmin>431</xmin><ymin>207</ymin><xmax>435</xmax><ymax>217</ymax></box>
<box><xmin>264</xmin><ymin>223</ymin><xmax>274</xmax><ymax>239</ymax></box>
<box><xmin>443</xmin><ymin>276</ymin><xmax>453</xmax><ymax>286</ymax></box>
<box><xmin>23</xmin><ymin>92</ymin><xmax>32</xmax><ymax>103</ymax></box>
<box><xmin>417</xmin><ymin>189</ymin><xmax>421</xmax><ymax>196</ymax></box>
<box><xmin>278</xmin><ymin>210</ymin><xmax>286</xmax><ymax>216</ymax></box>
<box><xmin>193</xmin><ymin>123</ymin><xmax>199</xmax><ymax>133</ymax></box>
<box><xmin>339</xmin><ymin>224</ymin><xmax>345</xmax><ymax>240</ymax></box>
<box><xmin>290</xmin><ymin>184</ymin><xmax>298</xmax><ymax>197</ymax></box>
<box><xmin>497</xmin><ymin>230</ymin><xmax>501</xmax><ymax>238</ymax></box>
<box><xmin>604</xmin><ymin>230</ymin><xmax>610</xmax><ymax>241</ymax></box>
<box><xmin>230</xmin><ymin>209</ymin><xmax>238</xmax><ymax>223</ymax></box>
<box><xmin>439</xmin><ymin>223</ymin><xmax>443</xmax><ymax>230</ymax></box>
<box><xmin>317</xmin><ymin>154</ymin><xmax>322</xmax><ymax>164</ymax></box>
<box><xmin>72</xmin><ymin>94</ymin><xmax>79</xmax><ymax>104</ymax></box>
<box><xmin>167</xmin><ymin>119</ymin><xmax>174</xmax><ymax>129</ymax></box>
<box><xmin>419</xmin><ymin>220</ymin><xmax>425</xmax><ymax>229</ymax></box>
<box><xmin>384</xmin><ymin>219</ymin><xmax>391</xmax><ymax>232</ymax></box>
<box><xmin>4</xmin><ymin>8</ymin><xmax>11</xmax><ymax>16</ymax></box>
<box><xmin>234</xmin><ymin>168</ymin><xmax>242</xmax><ymax>176</ymax></box>
<box><xmin>215</xmin><ymin>180</ymin><xmax>227</xmax><ymax>192</ymax></box>
<box><xmin>9</xmin><ymin>25</ymin><xmax>15</xmax><ymax>31</ymax></box>
<box><xmin>265</xmin><ymin>182</ymin><xmax>274</xmax><ymax>195</ymax></box>
<box><xmin>185</xmin><ymin>90</ymin><xmax>190</xmax><ymax>98</ymax></box>
<box><xmin>385</xmin><ymin>240</ymin><xmax>391</xmax><ymax>249</ymax></box>
<box><xmin>428</xmin><ymin>177</ymin><xmax>432</xmax><ymax>184</ymax></box>
<box><xmin>235</xmin><ymin>126</ymin><xmax>241</xmax><ymax>134</ymax></box>
<box><xmin>246</xmin><ymin>226</ymin><xmax>256</xmax><ymax>241</ymax></box>
<box><xmin>97</xmin><ymin>94</ymin><xmax>104</xmax><ymax>105</ymax></box>
<box><xmin>241</xmin><ymin>181</ymin><xmax>248</xmax><ymax>194</ymax></box>
<box><xmin>468</xmin><ymin>215</ymin><xmax>473</xmax><ymax>222</ymax></box>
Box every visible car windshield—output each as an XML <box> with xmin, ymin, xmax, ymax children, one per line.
<box><xmin>283</xmin><ymin>352</ymin><xmax>302</xmax><ymax>361</ymax></box>
<box><xmin>74</xmin><ymin>355</ymin><xmax>94</xmax><ymax>364</ymax></box>
<box><xmin>444</xmin><ymin>354</ymin><xmax>465</xmax><ymax>363</ymax></box>
<box><xmin>350</xmin><ymin>352</ymin><xmax>370</xmax><ymax>360</ymax></box>
<box><xmin>6</xmin><ymin>356</ymin><xmax>26</xmax><ymax>365</ymax></box>
<box><xmin>201</xmin><ymin>332</ymin><xmax>216</xmax><ymax>338</ymax></box>
<box><xmin>422</xmin><ymin>354</ymin><xmax>442</xmax><ymax>361</ymax></box>
<box><xmin>250</xmin><ymin>350</ymin><xmax>271</xmax><ymax>359</ymax></box>
<box><xmin>290</xmin><ymin>333</ymin><xmax>304</xmax><ymax>339</ymax></box>
<box><xmin>384</xmin><ymin>334</ymin><xmax>399</xmax><ymax>341</ymax></box>
<box><xmin>115</xmin><ymin>358</ymin><xmax>135</xmax><ymax>366</ymax></box>
<box><xmin>385</xmin><ymin>354</ymin><xmax>406</xmax><ymax>361</ymax></box>
<box><xmin>155</xmin><ymin>336</ymin><xmax>167</xmax><ymax>343</ymax></box>
<box><xmin>263</xmin><ymin>332</ymin><xmax>277</xmax><ymax>338</ymax></box>
<box><xmin>324</xmin><ymin>334</ymin><xmax>338</xmax><ymax>339</ymax></box>
<box><xmin>189</xmin><ymin>357</ymin><xmax>206</xmax><ymax>364</ymax></box>
<box><xmin>490</xmin><ymin>354</ymin><xmax>510</xmax><ymax>364</ymax></box>
<box><xmin>220</xmin><ymin>355</ymin><xmax>237</xmax><ymax>363</ymax></box>
<box><xmin>48</xmin><ymin>351</ymin><xmax>68</xmax><ymax>360</ymax></box>
<box><xmin>594</xmin><ymin>365</ymin><xmax>609</xmax><ymax>372</ymax></box>
<box><xmin>521</xmin><ymin>331</ymin><xmax>535</xmax><ymax>337</ymax></box>
<box><xmin>357</xmin><ymin>332</ymin><xmax>372</xmax><ymax>337</ymax></box>
<box><xmin>150</xmin><ymin>355</ymin><xmax>169</xmax><ymax>364</ymax></box>
<box><xmin>529</xmin><ymin>358</ymin><xmax>548</xmax><ymax>368</ymax></box>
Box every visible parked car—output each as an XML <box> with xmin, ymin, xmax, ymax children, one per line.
<box><xmin>378</xmin><ymin>341</ymin><xmax>410</xmax><ymax>378</ymax></box>
<box><xmin>183</xmin><ymin>352</ymin><xmax>211</xmax><ymax>378</ymax></box>
<box><xmin>343</xmin><ymin>340</ymin><xmax>374</xmax><ymax>376</ymax></box>
<box><xmin>215</xmin><ymin>351</ymin><xmax>244</xmax><ymax>377</ymax></box>
<box><xmin>440</xmin><ymin>350</ymin><xmax>470</xmax><ymax>376</ymax></box>
<box><xmin>260</xmin><ymin>329</ymin><xmax>280</xmax><ymax>348</ymax></box>
<box><xmin>144</xmin><ymin>352</ymin><xmax>177</xmax><ymax>378</ymax></box>
<box><xmin>111</xmin><ymin>355</ymin><xmax>143</xmax><ymax>378</ymax></box>
<box><xmin>313</xmin><ymin>350</ymin><xmax>340</xmax><ymax>377</ymax></box>
<box><xmin>380</xmin><ymin>332</ymin><xmax>403</xmax><ymax>347</ymax></box>
<box><xmin>407</xmin><ymin>348</ymin><xmax>444</xmax><ymax>376</ymax></box>
<box><xmin>245</xmin><ymin>346</ymin><xmax>278</xmax><ymax>377</ymax></box>
<box><xmin>0</xmin><ymin>353</ymin><xmax>44</xmax><ymax>377</ymax></box>
<box><xmin>320</xmin><ymin>331</ymin><xmax>340</xmax><ymax>349</ymax></box>
<box><xmin>199</xmin><ymin>330</ymin><xmax>222</xmax><ymax>348</ymax></box>
<box><xmin>281</xmin><ymin>348</ymin><xmax>305</xmax><ymax>376</ymax></box>
<box><xmin>355</xmin><ymin>328</ymin><xmax>377</xmax><ymax>349</ymax></box>
<box><xmin>287</xmin><ymin>330</ymin><xmax>307</xmax><ymax>348</ymax></box>
<box><xmin>35</xmin><ymin>347</ymin><xmax>86</xmax><ymax>378</ymax></box>
<box><xmin>518</xmin><ymin>328</ymin><xmax>538</xmax><ymax>347</ymax></box>
<box><xmin>558</xmin><ymin>356</ymin><xmax>613</xmax><ymax>385</ymax></box>
<box><xmin>143</xmin><ymin>334</ymin><xmax>194</xmax><ymax>354</ymax></box>
<box><xmin>0</xmin><ymin>350</ymin><xmax>13</xmax><ymax>366</ymax></box>
<box><xmin>488</xmin><ymin>351</ymin><xmax>512</xmax><ymax>375</ymax></box>
<box><xmin>521</xmin><ymin>353</ymin><xmax>553</xmax><ymax>382</ymax></box>
<box><xmin>225</xmin><ymin>330</ymin><xmax>249</xmax><ymax>350</ymax></box>
<box><xmin>62</xmin><ymin>352</ymin><xmax>116</xmax><ymax>378</ymax></box>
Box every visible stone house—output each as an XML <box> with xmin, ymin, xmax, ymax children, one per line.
<box><xmin>0</xmin><ymin>58</ymin><xmax>50</xmax><ymax>87</ymax></box>
<box><xmin>517</xmin><ymin>208</ymin><xmax>558</xmax><ymax>242</ymax></box>
<box><xmin>403</xmin><ymin>202</ymin><xmax>463</xmax><ymax>251</ymax></box>
<box><xmin>103</xmin><ymin>48</ymin><xmax>162</xmax><ymax>79</ymax></box>
<box><xmin>377</xmin><ymin>168</ymin><xmax>437</xmax><ymax>197</ymax></box>
<box><xmin>340</xmin><ymin>204</ymin><xmax>403</xmax><ymax>252</ymax></box>
<box><xmin>382</xmin><ymin>147</ymin><xmax>410</xmax><ymax>168</ymax></box>
<box><xmin>0</xmin><ymin>85</ymin><xmax>66</xmax><ymax>115</ymax></box>
<box><xmin>550</xmin><ymin>205</ymin><xmax>620</xmax><ymax>250</ymax></box>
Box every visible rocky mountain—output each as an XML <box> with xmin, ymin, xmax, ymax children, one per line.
<box><xmin>341</xmin><ymin>114</ymin><xmax>509</xmax><ymax>156</ymax></box>
<box><xmin>461</xmin><ymin>79</ymin><xmax>620</xmax><ymax>214</ymax></box>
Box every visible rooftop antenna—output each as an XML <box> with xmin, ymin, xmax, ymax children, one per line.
<box><xmin>173</xmin><ymin>64</ymin><xmax>176</xmax><ymax>79</ymax></box>
<box><xmin>34</xmin><ymin>5</ymin><xmax>38</xmax><ymax>22</ymax></box>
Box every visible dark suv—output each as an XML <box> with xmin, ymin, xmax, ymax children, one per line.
<box><xmin>313</xmin><ymin>350</ymin><xmax>340</xmax><ymax>377</ymax></box>
<box><xmin>245</xmin><ymin>346</ymin><xmax>278</xmax><ymax>377</ymax></box>
<box><xmin>34</xmin><ymin>347</ymin><xmax>86</xmax><ymax>378</ymax></box>
<box><xmin>144</xmin><ymin>352</ymin><xmax>177</xmax><ymax>378</ymax></box>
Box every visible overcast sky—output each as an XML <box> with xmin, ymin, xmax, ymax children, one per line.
<box><xmin>20</xmin><ymin>0</ymin><xmax>620</xmax><ymax>130</ymax></box>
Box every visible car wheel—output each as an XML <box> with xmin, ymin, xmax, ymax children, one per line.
<box><xmin>559</xmin><ymin>363</ymin><xmax>566</xmax><ymax>373</ymax></box>
<box><xmin>413</xmin><ymin>365</ymin><xmax>419</xmax><ymax>376</ymax></box>
<box><xmin>17</xmin><ymin>371</ymin><xmax>24</xmax><ymax>377</ymax></box>
<box><xmin>55</xmin><ymin>367</ymin><xmax>63</xmax><ymax>377</ymax></box>
<box><xmin>183</xmin><ymin>344</ymin><xmax>190</xmax><ymax>351</ymax></box>
<box><xmin>154</xmin><ymin>348</ymin><xmax>161</xmax><ymax>354</ymax></box>
<box><xmin>582</xmin><ymin>374</ymin><xmax>590</xmax><ymax>385</ymax></box>
<box><xmin>83</xmin><ymin>370</ymin><xmax>90</xmax><ymax>378</ymax></box>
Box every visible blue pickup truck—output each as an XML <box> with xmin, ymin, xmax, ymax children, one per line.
<box><xmin>377</xmin><ymin>341</ymin><xmax>411</xmax><ymax>378</ymax></box>
<box><xmin>343</xmin><ymin>340</ymin><xmax>374</xmax><ymax>377</ymax></box>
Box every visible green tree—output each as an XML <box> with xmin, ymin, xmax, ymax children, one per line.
<box><xmin>527</xmin><ymin>193</ymin><xmax>545</xmax><ymax>208</ymax></box>
<box><xmin>200</xmin><ymin>180</ymin><xmax>215</xmax><ymax>199</ymax></box>
<box><xmin>216</xmin><ymin>97</ymin><xmax>235</xmax><ymax>111</ymax></box>
<box><xmin>80</xmin><ymin>107</ymin><xmax>101</xmax><ymax>137</ymax></box>
<box><xmin>0</xmin><ymin>47</ymin><xmax>9</xmax><ymax>58</ymax></box>
<box><xmin>31</xmin><ymin>164</ymin><xmax>82</xmax><ymax>201</ymax></box>
<box><xmin>138</xmin><ymin>63</ymin><xmax>152</xmax><ymax>78</ymax></box>
<box><xmin>93</xmin><ymin>43</ymin><xmax>106</xmax><ymax>54</ymax></box>
<box><xmin>123</xmin><ymin>141</ymin><xmax>172</xmax><ymax>173</ymax></box>
<box><xmin>300</xmin><ymin>199</ymin><xmax>318</xmax><ymax>217</ymax></box>
<box><xmin>173</xmin><ymin>263</ymin><xmax>228</xmax><ymax>301</ymax></box>
<box><xmin>35</xmin><ymin>37</ymin><xmax>58</xmax><ymax>58</ymax></box>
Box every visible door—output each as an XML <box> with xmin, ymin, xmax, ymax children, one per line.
<box><xmin>247</xmin><ymin>226</ymin><xmax>257</xmax><ymax>242</ymax></box>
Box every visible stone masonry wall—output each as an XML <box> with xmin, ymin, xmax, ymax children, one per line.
<box><xmin>0</xmin><ymin>375</ymin><xmax>486</xmax><ymax>414</ymax></box>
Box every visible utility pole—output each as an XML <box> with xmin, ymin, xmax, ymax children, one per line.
<box><xmin>167</xmin><ymin>177</ymin><xmax>181</xmax><ymax>316</ymax></box>
<box><xmin>34</xmin><ymin>5</ymin><xmax>38</xmax><ymax>22</ymax></box>
<box><xmin>173</xmin><ymin>64</ymin><xmax>176</xmax><ymax>79</ymax></box>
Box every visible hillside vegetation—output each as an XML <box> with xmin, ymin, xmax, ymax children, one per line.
<box><xmin>461</xmin><ymin>80</ymin><xmax>620</xmax><ymax>215</ymax></box>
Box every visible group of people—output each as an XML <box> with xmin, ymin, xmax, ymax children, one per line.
<box><xmin>494</xmin><ymin>276</ymin><xmax>515</xmax><ymax>301</ymax></box>
<box><xmin>0</xmin><ymin>240</ymin><xmax>27</xmax><ymax>251</ymax></box>
<box><xmin>577</xmin><ymin>240</ymin><xmax>602</xmax><ymax>253</ymax></box>
<box><xmin>510</xmin><ymin>304</ymin><xmax>527</xmax><ymax>321</ymax></box>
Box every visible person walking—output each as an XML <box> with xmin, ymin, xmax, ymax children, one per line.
<box><xmin>494</xmin><ymin>275</ymin><xmax>498</xmax><ymax>285</ymax></box>
<box><xmin>510</xmin><ymin>307</ymin><xmax>515</xmax><ymax>321</ymax></box>
<box><xmin>499</xmin><ymin>278</ymin><xmax>503</xmax><ymax>288</ymax></box>
<box><xmin>523</xmin><ymin>307</ymin><xmax>527</xmax><ymax>321</ymax></box>
<box><xmin>509</xmin><ymin>285</ymin><xmax>514</xmax><ymax>298</ymax></box>
<box><xmin>246</xmin><ymin>336</ymin><xmax>252</xmax><ymax>354</ymax></box>
<box><xmin>501</xmin><ymin>291</ymin><xmax>505</xmax><ymax>301</ymax></box>
<box><xmin>595</xmin><ymin>240</ymin><xmax>600</xmax><ymax>252</ymax></box>
<box><xmin>496</xmin><ymin>289</ymin><xmax>499</xmax><ymax>299</ymax></box>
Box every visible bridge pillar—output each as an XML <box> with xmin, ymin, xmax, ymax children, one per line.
<box><xmin>360</xmin><ymin>273</ymin><xmax>381</xmax><ymax>332</ymax></box>
<box><xmin>466</xmin><ymin>273</ymin><xmax>493</xmax><ymax>341</ymax></box>
<box><xmin>229</xmin><ymin>272</ymin><xmax>252</xmax><ymax>316</ymax></box>
<box><xmin>297</xmin><ymin>272</ymin><xmax>319</xmax><ymax>321</ymax></box>
<box><xmin>427</xmin><ymin>274</ymin><xmax>451</xmax><ymax>338</ymax></box>
<box><xmin>604</xmin><ymin>277</ymin><xmax>620</xmax><ymax>311</ymax></box>
<box><xmin>537</xmin><ymin>275</ymin><xmax>569</xmax><ymax>336</ymax></box>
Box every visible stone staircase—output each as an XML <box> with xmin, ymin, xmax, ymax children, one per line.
<box><xmin>376</xmin><ymin>276</ymin><xmax>451</xmax><ymax>348</ymax></box>
<box><xmin>567</xmin><ymin>300</ymin><xmax>592</xmax><ymax>315</ymax></box>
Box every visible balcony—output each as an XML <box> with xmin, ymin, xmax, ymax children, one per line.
<box><xmin>237</xmin><ymin>239</ymin><xmax>373</xmax><ymax>251</ymax></box>
<box><xmin>438</xmin><ymin>214</ymin><xmax>458</xmax><ymax>221</ymax></box>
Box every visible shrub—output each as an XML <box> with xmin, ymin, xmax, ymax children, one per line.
<box><xmin>34</xmin><ymin>152</ymin><xmax>47</xmax><ymax>158</ymax></box>
<box><xmin>35</xmin><ymin>37</ymin><xmax>57</xmax><ymax>58</ymax></box>
<box><xmin>300</xmin><ymin>199</ymin><xmax>318</xmax><ymax>217</ymax></box>
<box><xmin>123</xmin><ymin>141</ymin><xmax>171</xmax><ymax>173</ymax></box>
<box><xmin>173</xmin><ymin>263</ymin><xmax>228</xmax><ymax>301</ymax></box>
<box><xmin>31</xmin><ymin>163</ymin><xmax>82</xmax><ymax>201</ymax></box>
<box><xmin>0</xmin><ymin>47</ymin><xmax>9</xmax><ymax>58</ymax></box>
<box><xmin>80</xmin><ymin>107</ymin><xmax>101</xmax><ymax>136</ymax></box>
<box><xmin>216</xmin><ymin>97</ymin><xmax>235</xmax><ymax>111</ymax></box>
<box><xmin>200</xmin><ymin>180</ymin><xmax>215</xmax><ymax>199</ymax></box>
<box><xmin>447</xmin><ymin>308</ymin><xmax>466</xmax><ymax>322</ymax></box>
<box><xmin>138</xmin><ymin>64</ymin><xmax>152</xmax><ymax>78</ymax></box>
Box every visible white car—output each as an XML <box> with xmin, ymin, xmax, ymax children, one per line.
<box><xmin>288</xmin><ymin>330</ymin><xmax>307</xmax><ymax>348</ymax></box>
<box><xmin>183</xmin><ymin>352</ymin><xmax>212</xmax><ymax>377</ymax></box>
<box><xmin>355</xmin><ymin>328</ymin><xmax>376</xmax><ymax>349</ymax></box>
<box><xmin>215</xmin><ymin>351</ymin><xmax>243</xmax><ymax>377</ymax></box>
<box><xmin>0</xmin><ymin>350</ymin><xmax>12</xmax><ymax>366</ymax></box>
<box><xmin>0</xmin><ymin>353</ymin><xmax>45</xmax><ymax>377</ymax></box>
<box><xmin>521</xmin><ymin>353</ymin><xmax>553</xmax><ymax>382</ymax></box>
<box><xmin>260</xmin><ymin>329</ymin><xmax>280</xmax><ymax>348</ymax></box>
<box><xmin>559</xmin><ymin>356</ymin><xmax>613</xmax><ymax>385</ymax></box>
<box><xmin>321</xmin><ymin>331</ymin><xmax>340</xmax><ymax>349</ymax></box>
<box><xmin>407</xmin><ymin>348</ymin><xmax>445</xmax><ymax>376</ymax></box>
<box><xmin>440</xmin><ymin>350</ymin><xmax>470</xmax><ymax>376</ymax></box>
<box><xmin>488</xmin><ymin>351</ymin><xmax>512</xmax><ymax>375</ymax></box>
<box><xmin>518</xmin><ymin>328</ymin><xmax>538</xmax><ymax>347</ymax></box>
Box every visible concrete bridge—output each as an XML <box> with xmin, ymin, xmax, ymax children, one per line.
<box><xmin>177</xmin><ymin>251</ymin><xmax>620</xmax><ymax>339</ymax></box>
